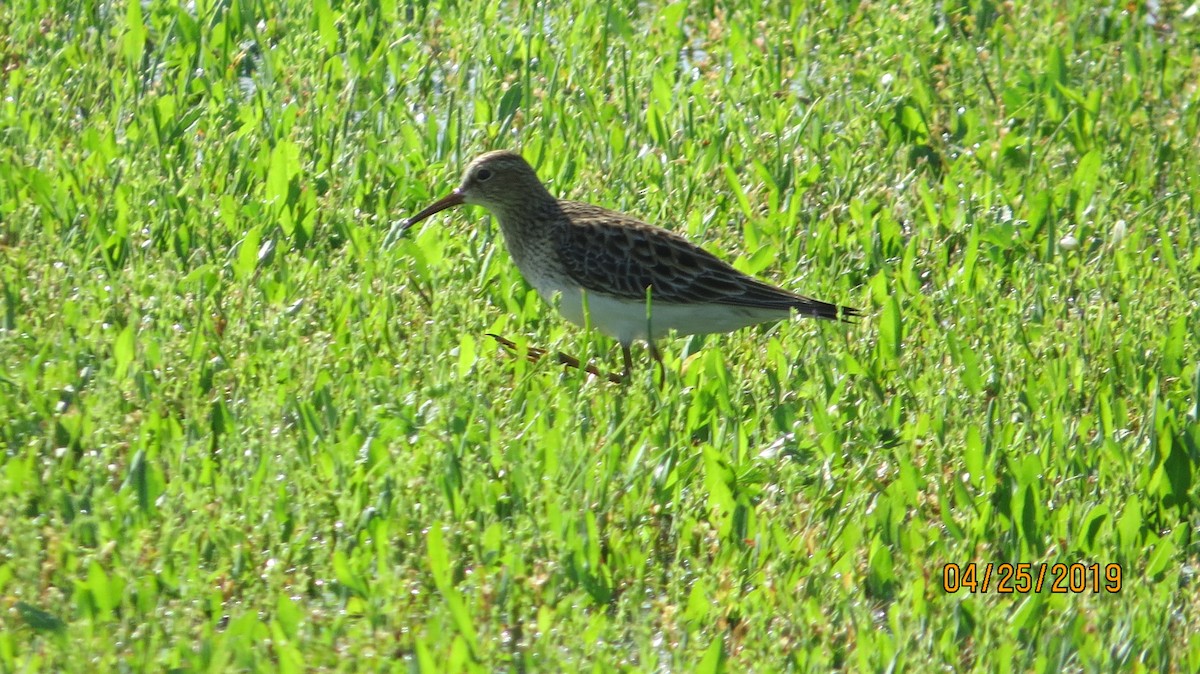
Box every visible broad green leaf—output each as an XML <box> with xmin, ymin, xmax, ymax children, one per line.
<box><xmin>723</xmin><ymin>166</ymin><xmax>753</xmax><ymax>218</ymax></box>
<box><xmin>426</xmin><ymin>525</ymin><xmax>450</xmax><ymax>588</ymax></box>
<box><xmin>696</xmin><ymin>635</ymin><xmax>725</xmax><ymax>674</ymax></box>
<box><xmin>1071</xmin><ymin>149</ymin><xmax>1102</xmax><ymax>205</ymax></box>
<box><xmin>17</xmin><ymin>602</ymin><xmax>65</xmax><ymax>633</ymax></box>
<box><xmin>684</xmin><ymin>578</ymin><xmax>710</xmax><ymax>624</ymax></box>
<box><xmin>122</xmin><ymin>0</ymin><xmax>147</xmax><ymax>63</ymax></box>
<box><xmin>113</xmin><ymin>324</ymin><xmax>135</xmax><ymax>379</ymax></box>
<box><xmin>457</xmin><ymin>333</ymin><xmax>476</xmax><ymax>379</ymax></box>
<box><xmin>878</xmin><ymin>294</ymin><xmax>902</xmax><ymax>365</ymax></box>
<box><xmin>236</xmin><ymin>226</ymin><xmax>262</xmax><ymax>279</ymax></box>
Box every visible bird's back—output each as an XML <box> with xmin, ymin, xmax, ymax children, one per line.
<box><xmin>552</xmin><ymin>201</ymin><xmax>857</xmax><ymax>322</ymax></box>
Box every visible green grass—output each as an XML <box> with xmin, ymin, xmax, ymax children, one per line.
<box><xmin>2</xmin><ymin>0</ymin><xmax>1199</xmax><ymax>670</ymax></box>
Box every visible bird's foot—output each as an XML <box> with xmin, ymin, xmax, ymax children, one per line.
<box><xmin>485</xmin><ymin>333</ymin><xmax>624</xmax><ymax>384</ymax></box>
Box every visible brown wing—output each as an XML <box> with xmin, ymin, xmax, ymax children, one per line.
<box><xmin>553</xmin><ymin>201</ymin><xmax>858</xmax><ymax>321</ymax></box>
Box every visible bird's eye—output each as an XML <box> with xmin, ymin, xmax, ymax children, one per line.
<box><xmin>476</xmin><ymin>168</ymin><xmax>493</xmax><ymax>181</ymax></box>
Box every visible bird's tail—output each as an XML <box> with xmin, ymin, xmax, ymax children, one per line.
<box><xmin>794</xmin><ymin>297</ymin><xmax>861</xmax><ymax>323</ymax></box>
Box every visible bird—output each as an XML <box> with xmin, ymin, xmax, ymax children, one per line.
<box><xmin>395</xmin><ymin>150</ymin><xmax>859</xmax><ymax>380</ymax></box>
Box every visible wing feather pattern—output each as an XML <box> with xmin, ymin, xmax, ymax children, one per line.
<box><xmin>553</xmin><ymin>201</ymin><xmax>859</xmax><ymax>322</ymax></box>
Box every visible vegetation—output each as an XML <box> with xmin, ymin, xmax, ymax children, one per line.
<box><xmin>2</xmin><ymin>0</ymin><xmax>1198</xmax><ymax>670</ymax></box>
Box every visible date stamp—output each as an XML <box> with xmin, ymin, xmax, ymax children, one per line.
<box><xmin>943</xmin><ymin>562</ymin><xmax>1123</xmax><ymax>594</ymax></box>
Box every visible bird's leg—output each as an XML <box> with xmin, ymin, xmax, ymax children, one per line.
<box><xmin>485</xmin><ymin>333</ymin><xmax>549</xmax><ymax>363</ymax></box>
<box><xmin>621</xmin><ymin>344</ymin><xmax>634</xmax><ymax>383</ymax></box>
<box><xmin>648</xmin><ymin>342</ymin><xmax>666</xmax><ymax>385</ymax></box>
<box><xmin>486</xmin><ymin>334</ymin><xmax>623</xmax><ymax>384</ymax></box>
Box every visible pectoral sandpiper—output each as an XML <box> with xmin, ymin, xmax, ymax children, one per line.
<box><xmin>396</xmin><ymin>150</ymin><xmax>858</xmax><ymax>380</ymax></box>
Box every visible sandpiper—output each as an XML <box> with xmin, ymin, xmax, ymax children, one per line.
<box><xmin>397</xmin><ymin>150</ymin><xmax>858</xmax><ymax>379</ymax></box>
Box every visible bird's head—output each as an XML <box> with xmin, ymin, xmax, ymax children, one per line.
<box><xmin>393</xmin><ymin>151</ymin><xmax>549</xmax><ymax>242</ymax></box>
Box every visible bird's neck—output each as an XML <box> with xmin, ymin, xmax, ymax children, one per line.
<box><xmin>491</xmin><ymin>197</ymin><xmax>565</xmax><ymax>274</ymax></box>
<box><xmin>491</xmin><ymin>196</ymin><xmax>562</xmax><ymax>238</ymax></box>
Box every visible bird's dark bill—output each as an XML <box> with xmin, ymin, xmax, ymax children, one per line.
<box><xmin>406</xmin><ymin>189</ymin><xmax>465</xmax><ymax>228</ymax></box>
<box><xmin>384</xmin><ymin>189</ymin><xmax>465</xmax><ymax>247</ymax></box>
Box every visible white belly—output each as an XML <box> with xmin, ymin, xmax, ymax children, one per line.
<box><xmin>531</xmin><ymin>283</ymin><xmax>789</xmax><ymax>345</ymax></box>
